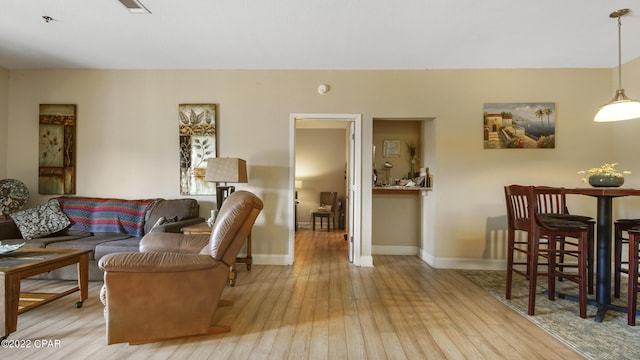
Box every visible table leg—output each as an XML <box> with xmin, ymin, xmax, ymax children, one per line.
<box><xmin>228</xmin><ymin>265</ymin><xmax>237</xmax><ymax>287</ymax></box>
<box><xmin>76</xmin><ymin>252</ymin><xmax>89</xmax><ymax>308</ymax></box>
<box><xmin>0</xmin><ymin>273</ymin><xmax>21</xmax><ymax>338</ymax></box>
<box><xmin>592</xmin><ymin>195</ymin><xmax>635</xmax><ymax>322</ymax></box>
<box><xmin>230</xmin><ymin>232</ymin><xmax>252</xmax><ymax>286</ymax></box>
<box><xmin>245</xmin><ymin>232</ymin><xmax>252</xmax><ymax>271</ymax></box>
<box><xmin>595</xmin><ymin>196</ymin><xmax>613</xmax><ymax>322</ymax></box>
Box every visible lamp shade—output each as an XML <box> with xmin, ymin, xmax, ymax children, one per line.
<box><xmin>205</xmin><ymin>158</ymin><xmax>248</xmax><ymax>183</ymax></box>
<box><xmin>594</xmin><ymin>90</ymin><xmax>640</xmax><ymax>122</ymax></box>
<box><xmin>593</xmin><ymin>9</ymin><xmax>640</xmax><ymax>122</ymax></box>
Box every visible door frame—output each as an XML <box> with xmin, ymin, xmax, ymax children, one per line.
<box><xmin>289</xmin><ymin>113</ymin><xmax>363</xmax><ymax>265</ymax></box>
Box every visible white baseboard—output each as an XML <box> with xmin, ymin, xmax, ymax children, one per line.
<box><xmin>359</xmin><ymin>256</ymin><xmax>374</xmax><ymax>267</ymax></box>
<box><xmin>372</xmin><ymin>245</ymin><xmax>419</xmax><ymax>255</ymax></box>
<box><xmin>252</xmin><ymin>250</ymin><xmax>506</xmax><ymax>271</ymax></box>
<box><xmin>417</xmin><ymin>248</ymin><xmax>504</xmax><ymax>270</ymax></box>
<box><xmin>418</xmin><ymin>248</ymin><xmax>436</xmax><ymax>267</ymax></box>
<box><xmin>253</xmin><ymin>254</ymin><xmax>374</xmax><ymax>267</ymax></box>
<box><xmin>431</xmin><ymin>257</ymin><xmax>506</xmax><ymax>270</ymax></box>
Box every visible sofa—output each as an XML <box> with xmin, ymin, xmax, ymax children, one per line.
<box><xmin>0</xmin><ymin>196</ymin><xmax>205</xmax><ymax>281</ymax></box>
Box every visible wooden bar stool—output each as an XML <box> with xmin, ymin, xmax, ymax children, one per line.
<box><xmin>627</xmin><ymin>229</ymin><xmax>640</xmax><ymax>325</ymax></box>
<box><xmin>504</xmin><ymin>185</ymin><xmax>591</xmax><ymax>318</ymax></box>
<box><xmin>614</xmin><ymin>219</ymin><xmax>640</xmax><ymax>298</ymax></box>
<box><xmin>535</xmin><ymin>186</ymin><xmax>595</xmax><ymax>295</ymax></box>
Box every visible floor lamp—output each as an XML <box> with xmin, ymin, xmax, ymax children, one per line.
<box><xmin>205</xmin><ymin>158</ymin><xmax>248</xmax><ymax>210</ymax></box>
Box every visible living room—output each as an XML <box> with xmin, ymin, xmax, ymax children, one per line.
<box><xmin>5</xmin><ymin>65</ymin><xmax>640</xmax><ymax>269</ymax></box>
<box><xmin>3</xmin><ymin>1</ymin><xmax>640</xmax><ymax>357</ymax></box>
<box><xmin>2</xmin><ymin>3</ymin><xmax>640</xmax><ymax>273</ymax></box>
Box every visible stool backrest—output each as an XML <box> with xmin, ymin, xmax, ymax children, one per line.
<box><xmin>504</xmin><ymin>185</ymin><xmax>535</xmax><ymax>233</ymax></box>
<box><xmin>535</xmin><ymin>186</ymin><xmax>569</xmax><ymax>215</ymax></box>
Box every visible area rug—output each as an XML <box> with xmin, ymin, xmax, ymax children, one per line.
<box><xmin>459</xmin><ymin>270</ymin><xmax>640</xmax><ymax>360</ymax></box>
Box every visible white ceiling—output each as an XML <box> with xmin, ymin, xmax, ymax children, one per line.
<box><xmin>2</xmin><ymin>0</ymin><xmax>640</xmax><ymax>70</ymax></box>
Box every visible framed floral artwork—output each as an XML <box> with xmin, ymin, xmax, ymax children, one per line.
<box><xmin>179</xmin><ymin>104</ymin><xmax>218</xmax><ymax>195</ymax></box>
<box><xmin>39</xmin><ymin>104</ymin><xmax>76</xmax><ymax>194</ymax></box>
<box><xmin>483</xmin><ymin>102</ymin><xmax>556</xmax><ymax>149</ymax></box>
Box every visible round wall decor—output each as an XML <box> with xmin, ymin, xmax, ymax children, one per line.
<box><xmin>0</xmin><ymin>179</ymin><xmax>29</xmax><ymax>219</ymax></box>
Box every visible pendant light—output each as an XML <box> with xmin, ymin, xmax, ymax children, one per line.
<box><xmin>594</xmin><ymin>8</ymin><xmax>640</xmax><ymax>122</ymax></box>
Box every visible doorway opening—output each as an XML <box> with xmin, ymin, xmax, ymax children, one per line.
<box><xmin>289</xmin><ymin>113</ymin><xmax>362</xmax><ymax>266</ymax></box>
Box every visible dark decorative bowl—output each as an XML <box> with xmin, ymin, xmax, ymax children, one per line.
<box><xmin>588</xmin><ymin>174</ymin><xmax>625</xmax><ymax>187</ymax></box>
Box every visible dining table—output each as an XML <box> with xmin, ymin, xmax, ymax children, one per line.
<box><xmin>565</xmin><ymin>187</ymin><xmax>640</xmax><ymax>322</ymax></box>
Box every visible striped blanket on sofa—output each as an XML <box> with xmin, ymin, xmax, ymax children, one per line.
<box><xmin>56</xmin><ymin>197</ymin><xmax>157</xmax><ymax>236</ymax></box>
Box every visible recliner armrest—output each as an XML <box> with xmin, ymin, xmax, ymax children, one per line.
<box><xmin>139</xmin><ymin>232</ymin><xmax>209</xmax><ymax>253</ymax></box>
<box><xmin>98</xmin><ymin>252</ymin><xmax>219</xmax><ymax>273</ymax></box>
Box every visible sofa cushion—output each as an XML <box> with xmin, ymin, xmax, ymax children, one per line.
<box><xmin>16</xmin><ymin>232</ymin><xmax>92</xmax><ymax>248</ymax></box>
<box><xmin>94</xmin><ymin>238</ymin><xmax>143</xmax><ymax>262</ymax></box>
<box><xmin>144</xmin><ymin>198</ymin><xmax>199</xmax><ymax>234</ymax></box>
<box><xmin>9</xmin><ymin>199</ymin><xmax>71</xmax><ymax>240</ymax></box>
<box><xmin>57</xmin><ymin>197</ymin><xmax>157</xmax><ymax>236</ymax></box>
<box><xmin>0</xmin><ymin>219</ymin><xmax>22</xmax><ymax>239</ymax></box>
<box><xmin>45</xmin><ymin>233</ymin><xmax>133</xmax><ymax>260</ymax></box>
<box><xmin>149</xmin><ymin>216</ymin><xmax>179</xmax><ymax>233</ymax></box>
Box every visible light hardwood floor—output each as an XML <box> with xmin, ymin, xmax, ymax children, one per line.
<box><xmin>3</xmin><ymin>230</ymin><xmax>583</xmax><ymax>359</ymax></box>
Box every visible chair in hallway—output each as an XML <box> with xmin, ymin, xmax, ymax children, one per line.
<box><xmin>312</xmin><ymin>192</ymin><xmax>337</xmax><ymax>232</ymax></box>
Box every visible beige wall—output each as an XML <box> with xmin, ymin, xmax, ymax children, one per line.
<box><xmin>372</xmin><ymin>193</ymin><xmax>421</xmax><ymax>252</ymax></box>
<box><xmin>295</xmin><ymin>128</ymin><xmax>347</xmax><ymax>227</ymax></box>
<box><xmin>0</xmin><ymin>66</ymin><xmax>7</xmax><ymax>178</ymax></box>
<box><xmin>610</xmin><ymin>57</ymin><xmax>640</xmax><ymax>220</ymax></box>
<box><xmin>5</xmin><ymin>67</ymin><xmax>636</xmax><ymax>268</ymax></box>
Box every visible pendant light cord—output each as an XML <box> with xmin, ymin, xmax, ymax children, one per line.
<box><xmin>617</xmin><ymin>15</ymin><xmax>623</xmax><ymax>91</ymax></box>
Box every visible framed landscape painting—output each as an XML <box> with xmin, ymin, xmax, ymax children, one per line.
<box><xmin>483</xmin><ymin>102</ymin><xmax>555</xmax><ymax>149</ymax></box>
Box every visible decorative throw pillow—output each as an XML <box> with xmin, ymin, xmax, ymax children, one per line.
<box><xmin>149</xmin><ymin>215</ymin><xmax>179</xmax><ymax>233</ymax></box>
<box><xmin>10</xmin><ymin>199</ymin><xmax>71</xmax><ymax>240</ymax></box>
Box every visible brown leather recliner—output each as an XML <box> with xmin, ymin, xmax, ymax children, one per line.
<box><xmin>98</xmin><ymin>190</ymin><xmax>263</xmax><ymax>345</ymax></box>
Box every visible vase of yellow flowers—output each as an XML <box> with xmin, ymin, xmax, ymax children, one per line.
<box><xmin>578</xmin><ymin>163</ymin><xmax>630</xmax><ymax>188</ymax></box>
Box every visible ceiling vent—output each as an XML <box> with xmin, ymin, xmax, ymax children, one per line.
<box><xmin>117</xmin><ymin>0</ymin><xmax>151</xmax><ymax>14</ymax></box>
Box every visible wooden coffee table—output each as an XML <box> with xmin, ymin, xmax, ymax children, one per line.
<box><xmin>0</xmin><ymin>248</ymin><xmax>90</xmax><ymax>339</ymax></box>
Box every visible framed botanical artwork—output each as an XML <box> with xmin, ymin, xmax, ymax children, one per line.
<box><xmin>383</xmin><ymin>140</ymin><xmax>401</xmax><ymax>157</ymax></box>
<box><xmin>178</xmin><ymin>103</ymin><xmax>218</xmax><ymax>195</ymax></box>
<box><xmin>483</xmin><ymin>102</ymin><xmax>556</xmax><ymax>149</ymax></box>
<box><xmin>39</xmin><ymin>104</ymin><xmax>76</xmax><ymax>194</ymax></box>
